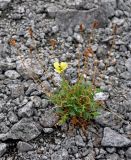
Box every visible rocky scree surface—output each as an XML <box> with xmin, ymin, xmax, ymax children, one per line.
<box><xmin>0</xmin><ymin>0</ymin><xmax>131</xmax><ymax>159</ymax></box>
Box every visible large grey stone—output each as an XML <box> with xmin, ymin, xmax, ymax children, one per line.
<box><xmin>56</xmin><ymin>8</ymin><xmax>109</xmax><ymax>31</ymax></box>
<box><xmin>102</xmin><ymin>127</ymin><xmax>131</xmax><ymax>147</ymax></box>
<box><xmin>8</xmin><ymin>118</ymin><xmax>40</xmax><ymax>141</ymax></box>
<box><xmin>0</xmin><ymin>143</ymin><xmax>7</xmax><ymax>157</ymax></box>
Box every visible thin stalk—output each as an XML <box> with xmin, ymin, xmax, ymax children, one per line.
<box><xmin>108</xmin><ymin>24</ymin><xmax>117</xmax><ymax>57</ymax></box>
<box><xmin>77</xmin><ymin>45</ymin><xmax>81</xmax><ymax>81</ymax></box>
<box><xmin>28</xmin><ymin>27</ymin><xmax>47</xmax><ymax>72</ymax></box>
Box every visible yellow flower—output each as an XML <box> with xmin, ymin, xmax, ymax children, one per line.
<box><xmin>54</xmin><ymin>62</ymin><xmax>68</xmax><ymax>74</ymax></box>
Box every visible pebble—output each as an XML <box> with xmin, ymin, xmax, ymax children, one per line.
<box><xmin>126</xmin><ymin>147</ymin><xmax>131</xmax><ymax>159</ymax></box>
<box><xmin>18</xmin><ymin>101</ymin><xmax>34</xmax><ymax>118</ymax></box>
<box><xmin>40</xmin><ymin>108</ymin><xmax>59</xmax><ymax>128</ymax></box>
<box><xmin>94</xmin><ymin>92</ymin><xmax>109</xmax><ymax>101</ymax></box>
<box><xmin>0</xmin><ymin>0</ymin><xmax>131</xmax><ymax>159</ymax></box>
<box><xmin>125</xmin><ymin>58</ymin><xmax>131</xmax><ymax>73</ymax></box>
<box><xmin>17</xmin><ymin>141</ymin><xmax>34</xmax><ymax>152</ymax></box>
<box><xmin>73</xmin><ymin>33</ymin><xmax>83</xmax><ymax>43</ymax></box>
<box><xmin>0</xmin><ymin>0</ymin><xmax>11</xmax><ymax>10</ymax></box>
<box><xmin>4</xmin><ymin>70</ymin><xmax>20</xmax><ymax>79</ymax></box>
<box><xmin>7</xmin><ymin>111</ymin><xmax>18</xmax><ymax>123</ymax></box>
<box><xmin>0</xmin><ymin>143</ymin><xmax>7</xmax><ymax>157</ymax></box>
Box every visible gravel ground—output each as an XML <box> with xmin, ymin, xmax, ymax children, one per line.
<box><xmin>0</xmin><ymin>0</ymin><xmax>131</xmax><ymax>160</ymax></box>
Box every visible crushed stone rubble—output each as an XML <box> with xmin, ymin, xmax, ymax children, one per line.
<box><xmin>0</xmin><ymin>0</ymin><xmax>131</xmax><ymax>159</ymax></box>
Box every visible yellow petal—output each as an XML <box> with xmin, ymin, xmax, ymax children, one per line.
<box><xmin>54</xmin><ymin>62</ymin><xmax>60</xmax><ymax>70</ymax></box>
<box><xmin>60</xmin><ymin>62</ymin><xmax>68</xmax><ymax>70</ymax></box>
<box><xmin>54</xmin><ymin>69</ymin><xmax>62</xmax><ymax>74</ymax></box>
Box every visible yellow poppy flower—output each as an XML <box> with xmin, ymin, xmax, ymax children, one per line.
<box><xmin>54</xmin><ymin>62</ymin><xmax>68</xmax><ymax>74</ymax></box>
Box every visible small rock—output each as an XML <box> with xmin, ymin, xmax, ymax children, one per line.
<box><xmin>52</xmin><ymin>25</ymin><xmax>59</xmax><ymax>33</ymax></box>
<box><xmin>0</xmin><ymin>133</ymin><xmax>9</xmax><ymax>141</ymax></box>
<box><xmin>126</xmin><ymin>147</ymin><xmax>131</xmax><ymax>159</ymax></box>
<box><xmin>101</xmin><ymin>0</ymin><xmax>116</xmax><ymax>17</ymax></box>
<box><xmin>0</xmin><ymin>143</ymin><xmax>7</xmax><ymax>157</ymax></box>
<box><xmin>125</xmin><ymin>58</ymin><xmax>131</xmax><ymax>73</ymax></box>
<box><xmin>0</xmin><ymin>122</ymin><xmax>9</xmax><ymax>133</ymax></box>
<box><xmin>11</xmin><ymin>14</ymin><xmax>22</xmax><ymax>20</ymax></box>
<box><xmin>7</xmin><ymin>83</ymin><xmax>24</xmax><ymax>98</ymax></box>
<box><xmin>25</xmin><ymin>83</ymin><xmax>38</xmax><ymax>96</ymax></box>
<box><xmin>52</xmin><ymin>74</ymin><xmax>62</xmax><ymax>87</ymax></box>
<box><xmin>18</xmin><ymin>101</ymin><xmax>33</xmax><ymax>118</ymax></box>
<box><xmin>0</xmin><ymin>113</ymin><xmax>5</xmax><ymax>123</ymax></box>
<box><xmin>39</xmin><ymin>81</ymin><xmax>51</xmax><ymax>93</ymax></box>
<box><xmin>51</xmin><ymin>148</ymin><xmax>68</xmax><ymax>160</ymax></box>
<box><xmin>4</xmin><ymin>70</ymin><xmax>20</xmax><ymax>79</ymax></box>
<box><xmin>120</xmin><ymin>71</ymin><xmax>131</xmax><ymax>80</ymax></box>
<box><xmin>98</xmin><ymin>60</ymin><xmax>105</xmax><ymax>70</ymax></box>
<box><xmin>112</xmin><ymin>17</ymin><xmax>125</xmax><ymax>26</ymax></box>
<box><xmin>17</xmin><ymin>141</ymin><xmax>34</xmax><ymax>152</ymax></box>
<box><xmin>41</xmin><ymin>99</ymin><xmax>49</xmax><ymax>108</ymax></box>
<box><xmin>47</xmin><ymin>5</ymin><xmax>58</xmax><ymax>18</ymax></box>
<box><xmin>73</xmin><ymin>33</ymin><xmax>83</xmax><ymax>43</ymax></box>
<box><xmin>96</xmin><ymin>45</ymin><xmax>107</xmax><ymax>59</ymax></box>
<box><xmin>43</xmin><ymin>128</ymin><xmax>54</xmax><ymax>133</ymax></box>
<box><xmin>101</xmin><ymin>127</ymin><xmax>131</xmax><ymax>147</ymax></box>
<box><xmin>107</xmin><ymin>66</ymin><xmax>116</xmax><ymax>75</ymax></box>
<box><xmin>124</xmin><ymin>124</ymin><xmax>131</xmax><ymax>135</ymax></box>
<box><xmin>7</xmin><ymin>111</ymin><xmax>18</xmax><ymax>124</ymax></box>
<box><xmin>31</xmin><ymin>96</ymin><xmax>42</xmax><ymax>108</ymax></box>
<box><xmin>84</xmin><ymin>151</ymin><xmax>95</xmax><ymax>160</ymax></box>
<box><xmin>0</xmin><ymin>0</ymin><xmax>11</xmax><ymax>10</ymax></box>
<box><xmin>106</xmin><ymin>153</ymin><xmax>119</xmax><ymax>160</ymax></box>
<box><xmin>75</xmin><ymin>0</ymin><xmax>85</xmax><ymax>9</ymax></box>
<box><xmin>106</xmin><ymin>147</ymin><xmax>116</xmax><ymax>154</ymax></box>
<box><xmin>75</xmin><ymin>135</ymin><xmax>85</xmax><ymax>147</ymax></box>
<box><xmin>128</xmin><ymin>44</ymin><xmax>131</xmax><ymax>51</ymax></box>
<box><xmin>94</xmin><ymin>92</ymin><xmax>109</xmax><ymax>101</ymax></box>
<box><xmin>40</xmin><ymin>108</ymin><xmax>59</xmax><ymax>128</ymax></box>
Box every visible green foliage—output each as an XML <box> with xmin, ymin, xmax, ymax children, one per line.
<box><xmin>50</xmin><ymin>77</ymin><xmax>102</xmax><ymax>125</ymax></box>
